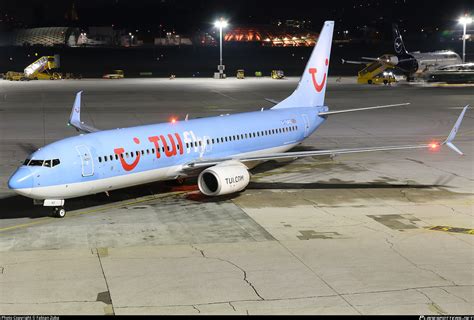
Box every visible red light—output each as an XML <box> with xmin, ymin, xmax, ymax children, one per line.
<box><xmin>430</xmin><ymin>142</ymin><xmax>440</xmax><ymax>151</ymax></box>
<box><xmin>170</xmin><ymin>118</ymin><xmax>177</xmax><ymax>124</ymax></box>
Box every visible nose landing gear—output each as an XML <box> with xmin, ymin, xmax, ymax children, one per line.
<box><xmin>53</xmin><ymin>207</ymin><xmax>66</xmax><ymax>218</ymax></box>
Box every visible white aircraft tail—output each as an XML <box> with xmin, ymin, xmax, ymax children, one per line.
<box><xmin>272</xmin><ymin>21</ymin><xmax>334</xmax><ymax>110</ymax></box>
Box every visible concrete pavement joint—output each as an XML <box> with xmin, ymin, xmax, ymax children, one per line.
<box><xmin>95</xmin><ymin>247</ymin><xmax>115</xmax><ymax>315</ymax></box>
<box><xmin>101</xmin><ymin>284</ymin><xmax>474</xmax><ymax>312</ymax></box>
<box><xmin>384</xmin><ymin>237</ymin><xmax>456</xmax><ymax>286</ymax></box>
<box><xmin>438</xmin><ymin>287</ymin><xmax>470</xmax><ymax>304</ymax></box>
<box><xmin>339</xmin><ymin>284</ymin><xmax>472</xmax><ymax>297</ymax></box>
<box><xmin>228</xmin><ymin>302</ymin><xmax>237</xmax><ymax>312</ymax></box>
<box><xmin>416</xmin><ymin>289</ymin><xmax>448</xmax><ymax>315</ymax></box>
<box><xmin>190</xmin><ymin>244</ymin><xmax>265</xmax><ymax>301</ymax></box>
<box><xmin>406</xmin><ymin>158</ymin><xmax>474</xmax><ymax>182</ymax></box>
<box><xmin>275</xmin><ymin>242</ymin><xmax>363</xmax><ymax>315</ymax></box>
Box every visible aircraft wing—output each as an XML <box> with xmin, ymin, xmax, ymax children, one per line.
<box><xmin>183</xmin><ymin>106</ymin><xmax>469</xmax><ymax>170</ymax></box>
<box><xmin>68</xmin><ymin>91</ymin><xmax>100</xmax><ymax>133</ymax></box>
<box><xmin>265</xmin><ymin>98</ymin><xmax>281</xmax><ymax>105</ymax></box>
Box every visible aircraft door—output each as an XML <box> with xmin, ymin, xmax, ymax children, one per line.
<box><xmin>302</xmin><ymin>114</ymin><xmax>310</xmax><ymax>137</ymax></box>
<box><xmin>76</xmin><ymin>145</ymin><xmax>94</xmax><ymax>177</ymax></box>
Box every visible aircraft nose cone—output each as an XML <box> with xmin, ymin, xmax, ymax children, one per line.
<box><xmin>8</xmin><ymin>167</ymin><xmax>34</xmax><ymax>196</ymax></box>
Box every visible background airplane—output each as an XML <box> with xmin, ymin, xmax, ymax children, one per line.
<box><xmin>8</xmin><ymin>21</ymin><xmax>469</xmax><ymax>218</ymax></box>
<box><xmin>342</xmin><ymin>24</ymin><xmax>462</xmax><ymax>81</ymax></box>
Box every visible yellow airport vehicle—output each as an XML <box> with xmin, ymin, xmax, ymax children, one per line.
<box><xmin>236</xmin><ymin>69</ymin><xmax>245</xmax><ymax>79</ymax></box>
<box><xmin>271</xmin><ymin>70</ymin><xmax>285</xmax><ymax>79</ymax></box>
<box><xmin>5</xmin><ymin>71</ymin><xmax>27</xmax><ymax>81</ymax></box>
<box><xmin>368</xmin><ymin>71</ymin><xmax>397</xmax><ymax>85</ymax></box>
<box><xmin>5</xmin><ymin>55</ymin><xmax>61</xmax><ymax>81</ymax></box>
<box><xmin>24</xmin><ymin>55</ymin><xmax>61</xmax><ymax>80</ymax></box>
<box><xmin>356</xmin><ymin>55</ymin><xmax>398</xmax><ymax>85</ymax></box>
<box><xmin>103</xmin><ymin>70</ymin><xmax>124</xmax><ymax>79</ymax></box>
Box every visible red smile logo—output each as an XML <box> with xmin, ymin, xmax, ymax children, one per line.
<box><xmin>309</xmin><ymin>58</ymin><xmax>329</xmax><ymax>92</ymax></box>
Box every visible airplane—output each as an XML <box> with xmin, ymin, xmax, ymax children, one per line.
<box><xmin>392</xmin><ymin>24</ymin><xmax>462</xmax><ymax>79</ymax></box>
<box><xmin>342</xmin><ymin>24</ymin><xmax>462</xmax><ymax>81</ymax></box>
<box><xmin>8</xmin><ymin>21</ymin><xmax>469</xmax><ymax>218</ymax></box>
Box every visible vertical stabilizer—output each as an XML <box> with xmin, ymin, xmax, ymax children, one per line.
<box><xmin>392</xmin><ymin>24</ymin><xmax>409</xmax><ymax>56</ymax></box>
<box><xmin>272</xmin><ymin>21</ymin><xmax>334</xmax><ymax>109</ymax></box>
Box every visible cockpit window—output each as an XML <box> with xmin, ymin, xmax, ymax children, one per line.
<box><xmin>25</xmin><ymin>158</ymin><xmax>61</xmax><ymax>167</ymax></box>
<box><xmin>28</xmin><ymin>160</ymin><xmax>44</xmax><ymax>166</ymax></box>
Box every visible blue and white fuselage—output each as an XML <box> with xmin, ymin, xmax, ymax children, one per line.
<box><xmin>9</xmin><ymin>106</ymin><xmax>325</xmax><ymax>200</ymax></box>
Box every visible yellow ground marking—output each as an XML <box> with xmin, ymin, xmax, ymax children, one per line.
<box><xmin>427</xmin><ymin>226</ymin><xmax>474</xmax><ymax>235</ymax></box>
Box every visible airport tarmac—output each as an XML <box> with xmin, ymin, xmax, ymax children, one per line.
<box><xmin>0</xmin><ymin>77</ymin><xmax>473</xmax><ymax>315</ymax></box>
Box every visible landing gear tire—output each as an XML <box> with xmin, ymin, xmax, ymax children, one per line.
<box><xmin>53</xmin><ymin>207</ymin><xmax>66</xmax><ymax>218</ymax></box>
<box><xmin>367</xmin><ymin>80</ymin><xmax>373</xmax><ymax>85</ymax></box>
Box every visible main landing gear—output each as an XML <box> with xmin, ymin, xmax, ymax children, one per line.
<box><xmin>52</xmin><ymin>207</ymin><xmax>66</xmax><ymax>218</ymax></box>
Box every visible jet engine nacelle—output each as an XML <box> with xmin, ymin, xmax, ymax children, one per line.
<box><xmin>198</xmin><ymin>161</ymin><xmax>250</xmax><ymax>196</ymax></box>
<box><xmin>383</xmin><ymin>55</ymin><xmax>399</xmax><ymax>65</ymax></box>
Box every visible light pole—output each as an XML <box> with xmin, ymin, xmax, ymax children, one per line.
<box><xmin>214</xmin><ymin>18</ymin><xmax>228</xmax><ymax>78</ymax></box>
<box><xmin>459</xmin><ymin>15</ymin><xmax>472</xmax><ymax>63</ymax></box>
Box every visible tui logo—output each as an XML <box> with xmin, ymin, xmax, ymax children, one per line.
<box><xmin>308</xmin><ymin>58</ymin><xmax>328</xmax><ymax>92</ymax></box>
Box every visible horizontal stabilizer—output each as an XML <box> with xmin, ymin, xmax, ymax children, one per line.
<box><xmin>319</xmin><ymin>103</ymin><xmax>410</xmax><ymax>116</ymax></box>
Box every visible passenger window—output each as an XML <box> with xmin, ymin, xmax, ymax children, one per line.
<box><xmin>125</xmin><ymin>153</ymin><xmax>129</xmax><ymax>158</ymax></box>
<box><xmin>115</xmin><ymin>154</ymin><xmax>119</xmax><ymax>160</ymax></box>
<box><xmin>104</xmin><ymin>156</ymin><xmax>108</xmax><ymax>162</ymax></box>
<box><xmin>99</xmin><ymin>157</ymin><xmax>102</xmax><ymax>163</ymax></box>
<box><xmin>152</xmin><ymin>148</ymin><xmax>155</xmax><ymax>154</ymax></box>
<box><xmin>110</xmin><ymin>155</ymin><xmax>113</xmax><ymax>161</ymax></box>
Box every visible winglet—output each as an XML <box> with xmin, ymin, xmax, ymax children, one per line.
<box><xmin>69</xmin><ymin>91</ymin><xmax>83</xmax><ymax>128</ymax></box>
<box><xmin>68</xmin><ymin>91</ymin><xmax>100</xmax><ymax>133</ymax></box>
<box><xmin>443</xmin><ymin>105</ymin><xmax>469</xmax><ymax>155</ymax></box>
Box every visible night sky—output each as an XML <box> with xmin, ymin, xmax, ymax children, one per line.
<box><xmin>1</xmin><ymin>0</ymin><xmax>473</xmax><ymax>36</ymax></box>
